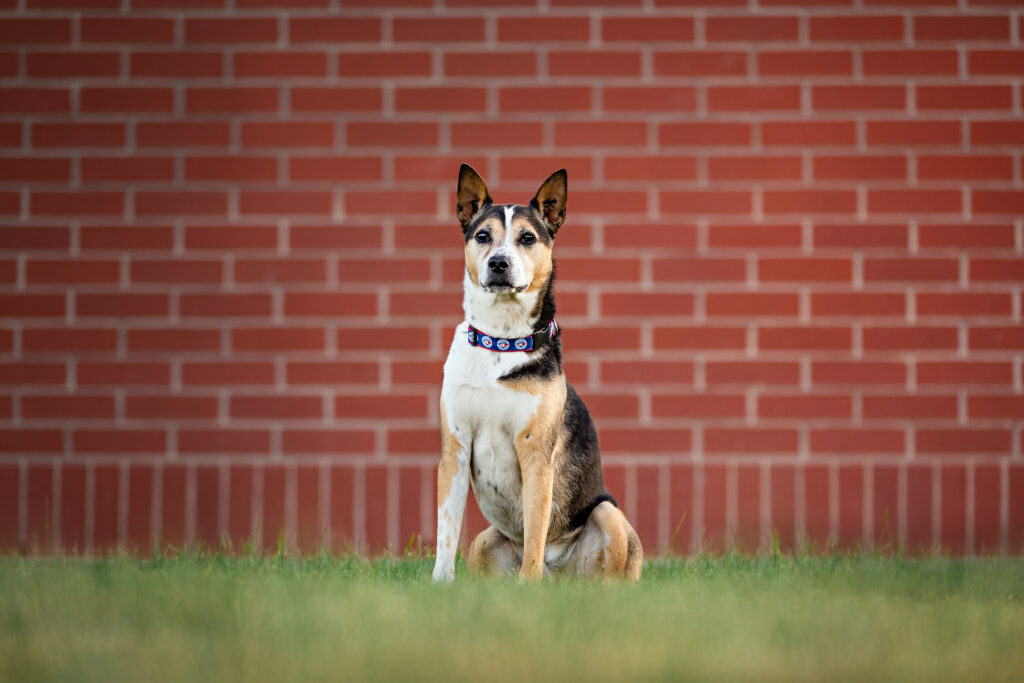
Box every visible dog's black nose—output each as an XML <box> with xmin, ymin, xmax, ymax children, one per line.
<box><xmin>488</xmin><ymin>256</ymin><xmax>509</xmax><ymax>273</ymax></box>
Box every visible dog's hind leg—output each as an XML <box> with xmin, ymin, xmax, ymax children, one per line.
<box><xmin>572</xmin><ymin>501</ymin><xmax>643</xmax><ymax>582</ymax></box>
<box><xmin>467</xmin><ymin>526</ymin><xmax>519</xmax><ymax>577</ymax></box>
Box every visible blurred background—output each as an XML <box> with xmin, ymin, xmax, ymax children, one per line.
<box><xmin>0</xmin><ymin>0</ymin><xmax>1022</xmax><ymax>558</ymax></box>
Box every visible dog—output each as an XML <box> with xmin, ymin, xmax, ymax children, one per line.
<box><xmin>431</xmin><ymin>164</ymin><xmax>643</xmax><ymax>582</ymax></box>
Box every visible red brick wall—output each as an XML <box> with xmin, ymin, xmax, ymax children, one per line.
<box><xmin>1</xmin><ymin>0</ymin><xmax>1022</xmax><ymax>558</ymax></box>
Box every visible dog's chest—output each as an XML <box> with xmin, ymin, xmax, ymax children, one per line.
<box><xmin>442</xmin><ymin>324</ymin><xmax>540</xmax><ymax>543</ymax></box>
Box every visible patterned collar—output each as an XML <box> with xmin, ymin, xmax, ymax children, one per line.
<box><xmin>467</xmin><ymin>319</ymin><xmax>559</xmax><ymax>353</ymax></box>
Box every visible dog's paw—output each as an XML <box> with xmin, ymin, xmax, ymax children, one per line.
<box><xmin>432</xmin><ymin>566</ymin><xmax>455</xmax><ymax>583</ymax></box>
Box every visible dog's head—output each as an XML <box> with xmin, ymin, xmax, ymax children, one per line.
<box><xmin>456</xmin><ymin>164</ymin><xmax>566</xmax><ymax>294</ymax></box>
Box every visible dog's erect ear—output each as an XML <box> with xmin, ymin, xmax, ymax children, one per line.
<box><xmin>530</xmin><ymin>169</ymin><xmax>567</xmax><ymax>233</ymax></box>
<box><xmin>456</xmin><ymin>163</ymin><xmax>491</xmax><ymax>231</ymax></box>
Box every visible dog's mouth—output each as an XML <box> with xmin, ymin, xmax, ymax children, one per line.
<box><xmin>481</xmin><ymin>283</ymin><xmax>528</xmax><ymax>294</ymax></box>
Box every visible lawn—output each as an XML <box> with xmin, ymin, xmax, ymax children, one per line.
<box><xmin>1</xmin><ymin>553</ymin><xmax>1022</xmax><ymax>682</ymax></box>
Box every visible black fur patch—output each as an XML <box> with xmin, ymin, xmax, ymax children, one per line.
<box><xmin>568</xmin><ymin>493</ymin><xmax>619</xmax><ymax>530</ymax></box>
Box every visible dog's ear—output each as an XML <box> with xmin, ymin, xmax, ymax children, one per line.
<box><xmin>530</xmin><ymin>169</ymin><xmax>567</xmax><ymax>233</ymax></box>
<box><xmin>456</xmin><ymin>163</ymin><xmax>491</xmax><ymax>231</ymax></box>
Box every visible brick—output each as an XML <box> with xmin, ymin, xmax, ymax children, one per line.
<box><xmin>918</xmin><ymin>86</ymin><xmax>1012</xmax><ymax>111</ymax></box>
<box><xmin>602</xmin><ymin>292</ymin><xmax>693</xmax><ymax>317</ymax></box>
<box><xmin>339</xmin><ymin>326</ymin><xmax>430</xmax><ymax>352</ymax></box>
<box><xmin>918</xmin><ymin>361</ymin><xmax>1012</xmax><ymax>386</ymax></box>
<box><xmin>233</xmin><ymin>328</ymin><xmax>325</xmax><ymax>352</ymax></box>
<box><xmin>193</xmin><ymin>465</ymin><xmax>220</xmax><ymax>551</ymax></box>
<box><xmin>804</xmin><ymin>464</ymin><xmax>831</xmax><ymax>549</ymax></box>
<box><xmin>974</xmin><ymin>191</ymin><xmax>1024</xmax><ymax>215</ymax></box>
<box><xmin>185</xmin><ymin>17</ymin><xmax>274</xmax><ymax>44</ymax></box>
<box><xmin>131</xmin><ymin>52</ymin><xmax>222</xmax><ymax>78</ymax></box>
<box><xmin>231</xmin><ymin>395</ymin><xmax>321</xmax><ymax>420</ymax></box>
<box><xmin>289</xmin><ymin>17</ymin><xmax>380</xmax><ymax>43</ymax></box>
<box><xmin>706</xmin><ymin>292</ymin><xmax>799</xmax><ymax>317</ymax></box>
<box><xmin>653</xmin><ymin>257</ymin><xmax>745</xmax><ymax>282</ymax></box>
<box><xmin>918</xmin><ymin>293</ymin><xmax>1011</xmax><ymax>317</ymax></box>
<box><xmin>126</xmin><ymin>396</ymin><xmax>218</xmax><ymax>420</ymax></box>
<box><xmin>445</xmin><ymin>51</ymin><xmax>535</xmax><ymax>77</ymax></box>
<box><xmin>395</xmin><ymin>87</ymin><xmax>487</xmax><ymax>113</ymax></box>
<box><xmin>132</xmin><ymin>259</ymin><xmax>223</xmax><ymax>283</ymax></box>
<box><xmin>970</xmin><ymin>258</ymin><xmax>1024</xmax><ymax>282</ymax></box>
<box><xmin>78</xmin><ymin>362</ymin><xmax>170</xmax><ymax>386</ymax></box>
<box><xmin>1010</xmin><ymin>465</ymin><xmax>1024</xmax><ymax>553</ymax></box>
<box><xmin>240</xmin><ymin>191</ymin><xmax>332</xmax><ymax>216</ymax></box>
<box><xmin>338</xmin><ymin>52</ymin><xmax>432</xmax><ymax>78</ymax></box>
<box><xmin>61</xmin><ymin>464</ymin><xmax>85</xmax><ymax>552</ymax></box>
<box><xmin>816</xmin><ymin>156</ymin><xmax>907</xmax><ymax>181</ymax></box>
<box><xmin>918</xmin><ymin>155</ymin><xmax>1012</xmax><ymax>181</ymax></box>
<box><xmin>261</xmin><ymin>464</ymin><xmax>287</xmax><ymax>552</ymax></box>
<box><xmin>654</xmin><ymin>50</ymin><xmax>747</xmax><ymax>76</ymax></box>
<box><xmin>706</xmin><ymin>15</ymin><xmax>798</xmax><ymax>41</ymax></box>
<box><xmin>603</xmin><ymin>87</ymin><xmax>696</xmax><ymax>112</ymax></box>
<box><xmin>80</xmin><ymin>157</ymin><xmax>174</xmax><ymax>183</ymax></box>
<box><xmin>652</xmin><ymin>394</ymin><xmax>745</xmax><ymax>419</ymax></box>
<box><xmin>0</xmin><ymin>429</ymin><xmax>63</xmax><ymax>453</ymax></box>
<box><xmin>184</xmin><ymin>156</ymin><xmax>277</xmax><ymax>183</ymax></box>
<box><xmin>760</xmin><ymin>326</ymin><xmax>852</xmax><ymax>351</ymax></box>
<box><xmin>866</xmin><ymin>120</ymin><xmax>961</xmax><ymax>146</ymax></box>
<box><xmin>810</xmin><ymin>15</ymin><xmax>904</xmax><ymax>41</ymax></box>
<box><xmin>863</xmin><ymin>395</ymin><xmax>958</xmax><ymax>419</ymax></box>
<box><xmin>127</xmin><ymin>328</ymin><xmax>220</xmax><ymax>353</ymax></box>
<box><xmin>291</xmin><ymin>225</ymin><xmax>382</xmax><ymax>250</ymax></box>
<box><xmin>550</xmin><ymin>51</ymin><xmax>643</xmax><ymax>77</ymax></box>
<box><xmin>760</xmin><ymin>257</ymin><xmax>852</xmax><ymax>282</ymax></box>
<box><xmin>0</xmin><ymin>18</ymin><xmax>70</xmax><ymax>44</ymax></box>
<box><xmin>654</xmin><ymin>326</ymin><xmax>746</xmax><ymax>350</ymax></box>
<box><xmin>0</xmin><ymin>226</ymin><xmax>69</xmax><ymax>250</ymax></box>
<box><xmin>602</xmin><ymin>360</ymin><xmax>693</xmax><ymax>385</ymax></box>
<box><xmin>811</xmin><ymin>429</ymin><xmax>904</xmax><ymax>454</ymax></box>
<box><xmin>708</xmin><ymin>224</ymin><xmax>801</xmax><ymax>249</ymax></box>
<box><xmin>228</xmin><ymin>465</ymin><xmax>253</xmax><ymax>547</ymax></box>
<box><xmin>600</xmin><ymin>428</ymin><xmax>690</xmax><ymax>453</ymax></box>
<box><xmin>125</xmin><ymin>464</ymin><xmax>153</xmax><ymax>553</ymax></box>
<box><xmin>863</xmin><ymin>49</ymin><xmax>958</xmax><ymax>75</ymax></box>
<box><xmin>348</xmin><ymin>122</ymin><xmax>438</xmax><ymax>147</ymax></box>
<box><xmin>26</xmin><ymin>464</ymin><xmax>53</xmax><ymax>551</ymax></box>
<box><xmin>82</xmin><ymin>17</ymin><xmax>174</xmax><ymax>43</ymax></box>
<box><xmin>814</xmin><ymin>223</ymin><xmax>907</xmax><ymax>249</ymax></box>
<box><xmin>0</xmin><ymin>122</ymin><xmax>21</xmax><ymax>148</ymax></box>
<box><xmin>863</xmin><ymin>326</ymin><xmax>957</xmax><ymax>351</ymax></box>
<box><xmin>602</xmin><ymin>16</ymin><xmax>693</xmax><ymax>42</ymax></box>
<box><xmin>393</xmin><ymin>17</ymin><xmax>485</xmax><ymax>42</ymax></box>
<box><xmin>917</xmin><ymin>429</ymin><xmax>1010</xmax><ymax>455</ymax></box>
<box><xmin>836</xmin><ymin>465</ymin><xmax>863</xmax><ymax>551</ymax></box>
<box><xmin>186</xmin><ymin>88</ymin><xmax>278</xmax><ymax>114</ymax></box>
<box><xmin>329</xmin><ymin>465</ymin><xmax>354</xmax><ymax>549</ymax></box>
<box><xmin>813</xmin><ymin>292</ymin><xmax>906</xmax><ymax>318</ymax></box>
<box><xmin>974</xmin><ymin>464</ymin><xmax>1000</xmax><ymax>553</ymax></box>
<box><xmin>0</xmin><ymin>88</ymin><xmax>70</xmax><ymax>113</ymax></box>
<box><xmin>179</xmin><ymin>293</ymin><xmax>271</xmax><ymax>318</ymax></box>
<box><xmin>74</xmin><ymin>429</ymin><xmax>166</xmax><ymax>454</ymax></box>
<box><xmin>868</xmin><ymin>190</ymin><xmax>961</xmax><ymax>214</ymax></box>
<box><xmin>30</xmin><ymin>192</ymin><xmax>122</xmax><ymax>217</ymax></box>
<box><xmin>181</xmin><ymin>362</ymin><xmax>274</xmax><ymax>386</ymax></box>
<box><xmin>706</xmin><ymin>361</ymin><xmax>798</xmax><ymax>386</ymax></box>
<box><xmin>80</xmin><ymin>88</ymin><xmax>173</xmax><ymax>113</ymax></box>
<box><xmin>78</xmin><ymin>294</ymin><xmax>169</xmax><ymax>319</ymax></box>
<box><xmin>235</xmin><ymin>51</ymin><xmax>327</xmax><ymax>78</ymax></box>
<box><xmin>709</xmin><ymin>86</ymin><xmax>801</xmax><ymax>112</ymax></box>
<box><xmin>661</xmin><ymin>122</ymin><xmax>751</xmax><ymax>146</ymax></box>
<box><xmin>290</xmin><ymin>87</ymin><xmax>381</xmax><ymax>113</ymax></box>
<box><xmin>345</xmin><ymin>191</ymin><xmax>436</xmax><ymax>216</ymax></box>
<box><xmin>0</xmin><ymin>362</ymin><xmax>65</xmax><ymax>385</ymax></box>
<box><xmin>0</xmin><ymin>294</ymin><xmax>65</xmax><ymax>318</ymax></box>
<box><xmin>336</xmin><ymin>395</ymin><xmax>427</xmax><ymax>420</ymax></box>
<box><xmin>498</xmin><ymin>17</ymin><xmax>589</xmax><ymax>42</ymax></box>
<box><xmin>23</xmin><ymin>328</ymin><xmax>117</xmax><ymax>353</ymax></box>
<box><xmin>0</xmin><ymin>157</ymin><xmax>74</xmax><ymax>183</ymax></box>
<box><xmin>915</xmin><ymin>15</ymin><xmax>1009</xmax><ymax>41</ymax></box>
<box><xmin>864</xmin><ymin>257</ymin><xmax>958</xmax><ymax>282</ymax></box>
<box><xmin>970</xmin><ymin>50</ymin><xmax>1024</xmax><ymax>75</ymax></box>
<box><xmin>759</xmin><ymin>50</ymin><xmax>852</xmax><ymax>76</ymax></box>
<box><xmin>968</xmin><ymin>395</ymin><xmax>1024</xmax><ymax>419</ymax></box>
<box><xmin>242</xmin><ymin>121</ymin><xmax>333</xmax><ymax>147</ymax></box>
<box><xmin>137</xmin><ymin>122</ymin><xmax>230</xmax><ymax>147</ymax></box>
<box><xmin>27</xmin><ymin>52</ymin><xmax>119</xmax><ymax>78</ymax></box>
<box><xmin>661</xmin><ymin>191</ymin><xmax>753</xmax><ymax>215</ymax></box>
<box><xmin>706</xmin><ymin>428</ymin><xmax>798</xmax><ymax>454</ymax></box>
<box><xmin>185</xmin><ymin>226</ymin><xmax>278</xmax><ymax>252</ymax></box>
<box><xmin>296</xmin><ymin>465</ymin><xmax>323</xmax><ymax>553</ymax></box>
<box><xmin>762</xmin><ymin>121</ymin><xmax>856</xmax><ymax>146</ymax></box>
<box><xmin>288</xmin><ymin>361</ymin><xmax>378</xmax><ymax>386</ymax></box>
<box><xmin>26</xmin><ymin>259</ymin><xmax>118</xmax><ymax>284</ymax></box>
<box><xmin>136</xmin><ymin>192</ymin><xmax>227</xmax><ymax>216</ymax></box>
<box><xmin>759</xmin><ymin>394</ymin><xmax>852</xmax><ymax>419</ymax></box>
<box><xmin>179</xmin><ymin>429</ymin><xmax>270</xmax><ymax>455</ymax></box>
<box><xmin>708</xmin><ymin>156</ymin><xmax>801</xmax><ymax>181</ymax></box>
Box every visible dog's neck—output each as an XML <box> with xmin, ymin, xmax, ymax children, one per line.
<box><xmin>462</xmin><ymin>271</ymin><xmax>544</xmax><ymax>339</ymax></box>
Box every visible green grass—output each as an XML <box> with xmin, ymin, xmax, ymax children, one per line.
<box><xmin>1</xmin><ymin>552</ymin><xmax>1023</xmax><ymax>682</ymax></box>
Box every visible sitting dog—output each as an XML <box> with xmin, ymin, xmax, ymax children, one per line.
<box><xmin>431</xmin><ymin>164</ymin><xmax>643</xmax><ymax>582</ymax></box>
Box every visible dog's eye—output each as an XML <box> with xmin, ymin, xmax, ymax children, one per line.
<box><xmin>519</xmin><ymin>232</ymin><xmax>536</xmax><ymax>245</ymax></box>
<box><xmin>474</xmin><ymin>231</ymin><xmax>490</xmax><ymax>244</ymax></box>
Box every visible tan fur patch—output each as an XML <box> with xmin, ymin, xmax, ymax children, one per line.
<box><xmin>590</xmin><ymin>501</ymin><xmax>643</xmax><ymax>582</ymax></box>
<box><xmin>437</xmin><ymin>401</ymin><xmax>461</xmax><ymax>506</ymax></box>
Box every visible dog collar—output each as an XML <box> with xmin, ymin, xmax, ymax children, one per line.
<box><xmin>467</xmin><ymin>319</ymin><xmax>559</xmax><ymax>352</ymax></box>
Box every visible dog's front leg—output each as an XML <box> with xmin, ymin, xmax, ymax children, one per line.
<box><xmin>518</xmin><ymin>453</ymin><xmax>554</xmax><ymax>582</ymax></box>
<box><xmin>433</xmin><ymin>412</ymin><xmax>469</xmax><ymax>582</ymax></box>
